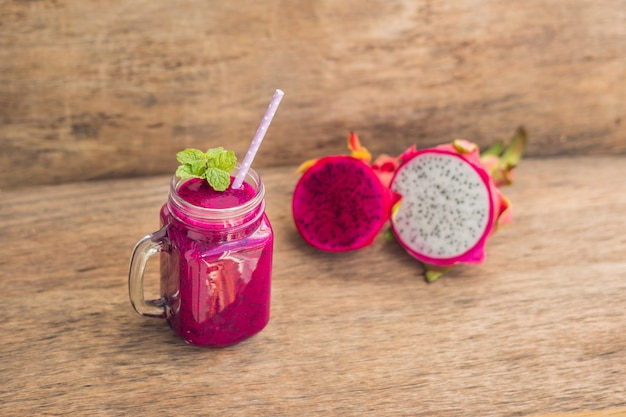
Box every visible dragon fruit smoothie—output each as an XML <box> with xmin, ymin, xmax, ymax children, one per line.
<box><xmin>159</xmin><ymin>174</ymin><xmax>273</xmax><ymax>347</ymax></box>
<box><xmin>129</xmin><ymin>91</ymin><xmax>284</xmax><ymax>346</ymax></box>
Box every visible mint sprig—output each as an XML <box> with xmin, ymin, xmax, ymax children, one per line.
<box><xmin>175</xmin><ymin>147</ymin><xmax>237</xmax><ymax>191</ymax></box>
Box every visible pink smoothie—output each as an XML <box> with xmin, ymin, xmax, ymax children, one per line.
<box><xmin>177</xmin><ymin>177</ymin><xmax>256</xmax><ymax>209</ymax></box>
<box><xmin>159</xmin><ymin>177</ymin><xmax>273</xmax><ymax>347</ymax></box>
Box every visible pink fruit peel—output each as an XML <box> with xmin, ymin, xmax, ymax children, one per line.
<box><xmin>371</xmin><ymin>154</ymin><xmax>401</xmax><ymax>187</ymax></box>
<box><xmin>479</xmin><ymin>126</ymin><xmax>527</xmax><ymax>187</ymax></box>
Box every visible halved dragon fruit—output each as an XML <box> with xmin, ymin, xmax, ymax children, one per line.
<box><xmin>292</xmin><ymin>133</ymin><xmax>398</xmax><ymax>252</ymax></box>
<box><xmin>390</xmin><ymin>139</ymin><xmax>512</xmax><ymax>281</ymax></box>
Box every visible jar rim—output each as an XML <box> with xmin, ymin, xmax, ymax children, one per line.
<box><xmin>167</xmin><ymin>165</ymin><xmax>265</xmax><ymax>222</ymax></box>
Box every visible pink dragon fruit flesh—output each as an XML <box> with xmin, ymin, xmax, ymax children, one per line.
<box><xmin>292</xmin><ymin>133</ymin><xmax>398</xmax><ymax>252</ymax></box>
<box><xmin>390</xmin><ymin>139</ymin><xmax>511</xmax><ymax>281</ymax></box>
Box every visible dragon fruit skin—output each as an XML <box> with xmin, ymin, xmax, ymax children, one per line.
<box><xmin>292</xmin><ymin>154</ymin><xmax>397</xmax><ymax>252</ymax></box>
<box><xmin>371</xmin><ymin>154</ymin><xmax>400</xmax><ymax>188</ymax></box>
<box><xmin>480</xmin><ymin>126</ymin><xmax>527</xmax><ymax>187</ymax></box>
<box><xmin>390</xmin><ymin>140</ymin><xmax>510</xmax><ymax>274</ymax></box>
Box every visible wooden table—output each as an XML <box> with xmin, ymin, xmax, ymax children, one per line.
<box><xmin>1</xmin><ymin>157</ymin><xmax>625</xmax><ymax>416</ymax></box>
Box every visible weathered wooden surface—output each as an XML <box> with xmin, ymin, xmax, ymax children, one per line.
<box><xmin>1</xmin><ymin>157</ymin><xmax>625</xmax><ymax>416</ymax></box>
<box><xmin>1</xmin><ymin>0</ymin><xmax>626</xmax><ymax>188</ymax></box>
<box><xmin>530</xmin><ymin>410</ymin><xmax>626</xmax><ymax>417</ymax></box>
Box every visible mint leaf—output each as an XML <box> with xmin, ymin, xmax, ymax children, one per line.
<box><xmin>210</xmin><ymin>149</ymin><xmax>237</xmax><ymax>172</ymax></box>
<box><xmin>176</xmin><ymin>148</ymin><xmax>206</xmax><ymax>165</ymax></box>
<box><xmin>205</xmin><ymin>168</ymin><xmax>231</xmax><ymax>191</ymax></box>
<box><xmin>189</xmin><ymin>159</ymin><xmax>207</xmax><ymax>177</ymax></box>
<box><xmin>205</xmin><ymin>147</ymin><xmax>225</xmax><ymax>160</ymax></box>
<box><xmin>176</xmin><ymin>164</ymin><xmax>199</xmax><ymax>179</ymax></box>
<box><xmin>175</xmin><ymin>146</ymin><xmax>237</xmax><ymax>191</ymax></box>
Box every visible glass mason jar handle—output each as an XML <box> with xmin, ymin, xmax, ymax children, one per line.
<box><xmin>128</xmin><ymin>226</ymin><xmax>169</xmax><ymax>318</ymax></box>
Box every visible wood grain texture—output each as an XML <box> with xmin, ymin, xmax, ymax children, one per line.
<box><xmin>1</xmin><ymin>157</ymin><xmax>625</xmax><ymax>416</ymax></box>
<box><xmin>529</xmin><ymin>409</ymin><xmax>626</xmax><ymax>417</ymax></box>
<box><xmin>1</xmin><ymin>0</ymin><xmax>626</xmax><ymax>188</ymax></box>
